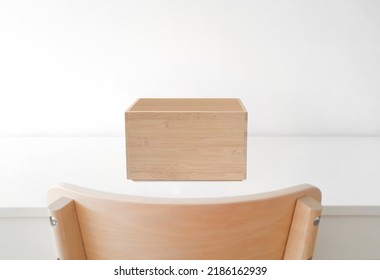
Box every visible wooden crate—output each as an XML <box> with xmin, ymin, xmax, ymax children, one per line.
<box><xmin>125</xmin><ymin>98</ymin><xmax>247</xmax><ymax>180</ymax></box>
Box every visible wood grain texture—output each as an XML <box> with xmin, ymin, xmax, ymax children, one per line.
<box><xmin>125</xmin><ymin>98</ymin><xmax>247</xmax><ymax>181</ymax></box>
<box><xmin>47</xmin><ymin>183</ymin><xmax>322</xmax><ymax>260</ymax></box>
<box><xmin>283</xmin><ymin>196</ymin><xmax>322</xmax><ymax>260</ymax></box>
<box><xmin>48</xmin><ymin>197</ymin><xmax>86</xmax><ymax>260</ymax></box>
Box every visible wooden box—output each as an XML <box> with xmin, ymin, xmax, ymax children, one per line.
<box><xmin>125</xmin><ymin>98</ymin><xmax>247</xmax><ymax>180</ymax></box>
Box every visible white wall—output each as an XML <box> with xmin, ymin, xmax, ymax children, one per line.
<box><xmin>1</xmin><ymin>0</ymin><xmax>379</xmax><ymax>137</ymax></box>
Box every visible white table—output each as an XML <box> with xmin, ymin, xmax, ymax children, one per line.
<box><xmin>1</xmin><ymin>136</ymin><xmax>380</xmax><ymax>208</ymax></box>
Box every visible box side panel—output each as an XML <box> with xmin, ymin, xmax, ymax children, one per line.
<box><xmin>125</xmin><ymin>98</ymin><xmax>141</xmax><ymax>112</ymax></box>
<box><xmin>237</xmin><ymin>99</ymin><xmax>248</xmax><ymax>113</ymax></box>
<box><xmin>126</xmin><ymin>112</ymin><xmax>247</xmax><ymax>180</ymax></box>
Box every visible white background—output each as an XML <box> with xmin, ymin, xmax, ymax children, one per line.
<box><xmin>1</xmin><ymin>1</ymin><xmax>380</xmax><ymax>261</ymax></box>
<box><xmin>1</xmin><ymin>0</ymin><xmax>379</xmax><ymax>137</ymax></box>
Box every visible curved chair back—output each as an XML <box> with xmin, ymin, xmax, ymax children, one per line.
<box><xmin>47</xmin><ymin>183</ymin><xmax>322</xmax><ymax>260</ymax></box>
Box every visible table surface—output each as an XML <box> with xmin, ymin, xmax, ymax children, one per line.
<box><xmin>1</xmin><ymin>136</ymin><xmax>380</xmax><ymax>207</ymax></box>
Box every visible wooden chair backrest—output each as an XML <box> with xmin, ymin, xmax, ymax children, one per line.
<box><xmin>47</xmin><ymin>183</ymin><xmax>322</xmax><ymax>260</ymax></box>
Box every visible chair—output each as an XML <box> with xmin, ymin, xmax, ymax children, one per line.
<box><xmin>47</xmin><ymin>183</ymin><xmax>322</xmax><ymax>260</ymax></box>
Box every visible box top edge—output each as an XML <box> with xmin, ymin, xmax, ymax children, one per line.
<box><xmin>127</xmin><ymin>98</ymin><xmax>246</xmax><ymax>112</ymax></box>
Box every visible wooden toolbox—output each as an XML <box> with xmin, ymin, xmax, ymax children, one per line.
<box><xmin>125</xmin><ymin>98</ymin><xmax>247</xmax><ymax>180</ymax></box>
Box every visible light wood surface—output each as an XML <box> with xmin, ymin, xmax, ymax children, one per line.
<box><xmin>47</xmin><ymin>183</ymin><xmax>322</xmax><ymax>260</ymax></box>
<box><xmin>127</xmin><ymin>98</ymin><xmax>247</xmax><ymax>112</ymax></box>
<box><xmin>125</xmin><ymin>98</ymin><xmax>247</xmax><ymax>181</ymax></box>
<box><xmin>48</xmin><ymin>197</ymin><xmax>86</xmax><ymax>260</ymax></box>
<box><xmin>284</xmin><ymin>196</ymin><xmax>322</xmax><ymax>259</ymax></box>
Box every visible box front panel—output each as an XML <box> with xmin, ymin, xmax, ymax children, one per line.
<box><xmin>126</xmin><ymin>112</ymin><xmax>247</xmax><ymax>180</ymax></box>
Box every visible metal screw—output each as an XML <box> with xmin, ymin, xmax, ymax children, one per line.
<box><xmin>314</xmin><ymin>216</ymin><xmax>321</xmax><ymax>226</ymax></box>
<box><xmin>49</xmin><ymin>216</ymin><xmax>58</xmax><ymax>227</ymax></box>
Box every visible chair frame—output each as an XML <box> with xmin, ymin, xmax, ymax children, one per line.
<box><xmin>48</xmin><ymin>183</ymin><xmax>322</xmax><ymax>260</ymax></box>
